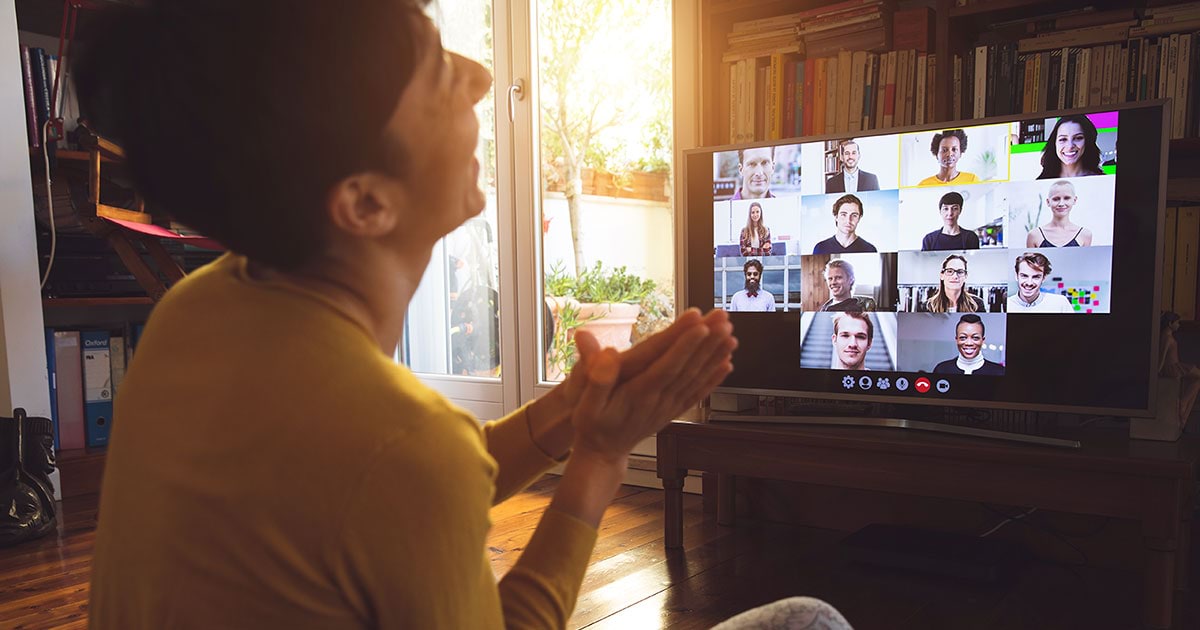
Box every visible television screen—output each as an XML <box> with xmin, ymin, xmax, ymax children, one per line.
<box><xmin>686</xmin><ymin>103</ymin><xmax>1167</xmax><ymax>416</ymax></box>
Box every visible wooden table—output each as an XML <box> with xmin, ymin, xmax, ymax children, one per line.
<box><xmin>657</xmin><ymin>420</ymin><xmax>1198</xmax><ymax>629</ymax></box>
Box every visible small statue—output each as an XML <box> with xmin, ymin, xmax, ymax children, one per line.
<box><xmin>1159</xmin><ymin>311</ymin><xmax>1200</xmax><ymax>430</ymax></box>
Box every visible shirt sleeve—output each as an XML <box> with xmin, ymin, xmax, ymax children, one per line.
<box><xmin>482</xmin><ymin>404</ymin><xmax>561</xmax><ymax>503</ymax></box>
<box><xmin>330</xmin><ymin>430</ymin><xmax>598</xmax><ymax>630</ymax></box>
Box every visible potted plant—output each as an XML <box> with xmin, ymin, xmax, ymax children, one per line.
<box><xmin>544</xmin><ymin>262</ymin><xmax>657</xmax><ymax>379</ymax></box>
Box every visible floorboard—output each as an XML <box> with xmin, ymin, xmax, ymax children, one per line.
<box><xmin>0</xmin><ymin>476</ymin><xmax>1195</xmax><ymax>629</ymax></box>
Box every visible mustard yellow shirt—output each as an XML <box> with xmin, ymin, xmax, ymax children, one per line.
<box><xmin>89</xmin><ymin>254</ymin><xmax>596</xmax><ymax>629</ymax></box>
<box><xmin>918</xmin><ymin>171</ymin><xmax>979</xmax><ymax>186</ymax></box>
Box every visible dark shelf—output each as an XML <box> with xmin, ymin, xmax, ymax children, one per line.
<box><xmin>1171</xmin><ymin>138</ymin><xmax>1200</xmax><ymax>159</ymax></box>
<box><xmin>43</xmin><ymin>297</ymin><xmax>153</xmax><ymax>307</ymax></box>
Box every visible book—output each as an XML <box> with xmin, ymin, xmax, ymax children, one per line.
<box><xmin>52</xmin><ymin>331</ymin><xmax>85</xmax><ymax>451</ymax></box>
<box><xmin>44</xmin><ymin>330</ymin><xmax>59</xmax><ymax>450</ymax></box>
<box><xmin>110</xmin><ymin>336</ymin><xmax>127</xmax><ymax>399</ymax></box>
<box><xmin>1174</xmin><ymin>206</ymin><xmax>1200</xmax><ymax>319</ymax></box>
<box><xmin>1163</xmin><ymin>206</ymin><xmax>1179</xmax><ymax>312</ymax></box>
<box><xmin>81</xmin><ymin>331</ymin><xmax>113</xmax><ymax>448</ymax></box>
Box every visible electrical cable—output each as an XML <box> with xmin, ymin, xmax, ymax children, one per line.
<box><xmin>979</xmin><ymin>506</ymin><xmax>1036</xmax><ymax>538</ymax></box>
<box><xmin>39</xmin><ymin>118</ymin><xmax>57</xmax><ymax>290</ymax></box>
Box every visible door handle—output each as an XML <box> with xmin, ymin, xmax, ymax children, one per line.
<box><xmin>508</xmin><ymin>79</ymin><xmax>525</xmax><ymax>123</ymax></box>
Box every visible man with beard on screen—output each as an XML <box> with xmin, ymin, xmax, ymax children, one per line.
<box><xmin>728</xmin><ymin>259</ymin><xmax>776</xmax><ymax>311</ymax></box>
<box><xmin>933</xmin><ymin>314</ymin><xmax>1004</xmax><ymax>375</ymax></box>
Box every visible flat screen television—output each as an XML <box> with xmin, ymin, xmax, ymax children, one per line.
<box><xmin>684</xmin><ymin>102</ymin><xmax>1170</xmax><ymax>443</ymax></box>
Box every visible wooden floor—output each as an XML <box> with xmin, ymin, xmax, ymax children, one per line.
<box><xmin>1</xmin><ymin>476</ymin><xmax>1197</xmax><ymax>629</ymax></box>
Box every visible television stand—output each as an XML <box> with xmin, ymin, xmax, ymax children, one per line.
<box><xmin>657</xmin><ymin>420</ymin><xmax>1198</xmax><ymax>630</ymax></box>
<box><xmin>708</xmin><ymin>413</ymin><xmax>1082</xmax><ymax>448</ymax></box>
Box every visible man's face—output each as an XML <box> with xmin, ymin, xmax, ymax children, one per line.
<box><xmin>835</xmin><ymin>202</ymin><xmax>861</xmax><ymax>237</ymax></box>
<box><xmin>955</xmin><ymin>322</ymin><xmax>985</xmax><ymax>360</ymax></box>
<box><xmin>940</xmin><ymin>203</ymin><xmax>962</xmax><ymax>227</ymax></box>
<box><xmin>744</xmin><ymin>266</ymin><xmax>761</xmax><ymax>293</ymax></box>
<box><xmin>937</xmin><ymin>136</ymin><xmax>961</xmax><ymax>170</ymax></box>
<box><xmin>840</xmin><ymin>143</ymin><xmax>860</xmax><ymax>171</ymax></box>
<box><xmin>738</xmin><ymin>147</ymin><xmax>774</xmax><ymax>198</ymax></box>
<box><xmin>1047</xmin><ymin>184</ymin><xmax>1077</xmax><ymax>217</ymax></box>
<box><xmin>1016</xmin><ymin>261</ymin><xmax>1046</xmax><ymax>302</ymax></box>
<box><xmin>389</xmin><ymin>19</ymin><xmax>493</xmax><ymax>243</ymax></box>
<box><xmin>824</xmin><ymin>267</ymin><xmax>851</xmax><ymax>301</ymax></box>
<box><xmin>832</xmin><ymin>317</ymin><xmax>871</xmax><ymax>369</ymax></box>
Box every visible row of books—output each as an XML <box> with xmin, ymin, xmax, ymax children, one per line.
<box><xmin>722</xmin><ymin>0</ymin><xmax>899</xmax><ymax>63</ymax></box>
<box><xmin>19</xmin><ymin>45</ymin><xmax>81</xmax><ymax>152</ymax></box>
<box><xmin>724</xmin><ymin>48</ymin><xmax>936</xmax><ymax>144</ymax></box>
<box><xmin>1163</xmin><ymin>206</ymin><xmax>1200</xmax><ymax>320</ymax></box>
<box><xmin>952</xmin><ymin>33</ymin><xmax>1198</xmax><ymax>139</ymax></box>
<box><xmin>44</xmin><ymin>323</ymin><xmax>144</xmax><ymax>452</ymax></box>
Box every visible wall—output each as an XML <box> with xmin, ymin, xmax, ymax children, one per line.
<box><xmin>0</xmin><ymin>5</ymin><xmax>50</xmax><ymax>420</ymax></box>
<box><xmin>541</xmin><ymin>191</ymin><xmax>675</xmax><ymax>289</ymax></box>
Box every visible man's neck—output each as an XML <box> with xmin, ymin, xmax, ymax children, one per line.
<box><xmin>1019</xmin><ymin>292</ymin><xmax>1041</xmax><ymax>305</ymax></box>
<box><xmin>838</xmin><ymin>360</ymin><xmax>865</xmax><ymax>370</ymax></box>
<box><xmin>843</xmin><ymin>166</ymin><xmax>859</xmax><ymax>177</ymax></box>
<box><xmin>835</xmin><ymin>232</ymin><xmax>857</xmax><ymax>247</ymax></box>
<box><xmin>830</xmin><ymin>294</ymin><xmax>852</xmax><ymax>304</ymax></box>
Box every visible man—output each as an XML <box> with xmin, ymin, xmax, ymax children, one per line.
<box><xmin>825</xmin><ymin>140</ymin><xmax>880</xmax><ymax>193</ymax></box>
<box><xmin>933</xmin><ymin>314</ymin><xmax>1004</xmax><ymax>375</ymax></box>
<box><xmin>1006</xmin><ymin>252</ymin><xmax>1075</xmax><ymax>312</ymax></box>
<box><xmin>728</xmin><ymin>259</ymin><xmax>776</xmax><ymax>311</ymax></box>
<box><xmin>813</xmin><ymin>194</ymin><xmax>877</xmax><ymax>254</ymax></box>
<box><xmin>732</xmin><ymin>146</ymin><xmax>775</xmax><ymax>200</ymax></box>
<box><xmin>75</xmin><ymin>4</ymin><xmax>737</xmax><ymax>629</ymax></box>
<box><xmin>819</xmin><ymin>259</ymin><xmax>870</xmax><ymax>312</ymax></box>
<box><xmin>831</xmin><ymin>311</ymin><xmax>873</xmax><ymax>370</ymax></box>
<box><xmin>921</xmin><ymin>191</ymin><xmax>981</xmax><ymax>251</ymax></box>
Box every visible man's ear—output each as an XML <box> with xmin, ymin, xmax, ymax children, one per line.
<box><xmin>326</xmin><ymin>174</ymin><xmax>401</xmax><ymax>238</ymax></box>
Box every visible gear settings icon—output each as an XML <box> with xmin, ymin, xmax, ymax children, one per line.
<box><xmin>842</xmin><ymin>375</ymin><xmax>856</xmax><ymax>390</ymax></box>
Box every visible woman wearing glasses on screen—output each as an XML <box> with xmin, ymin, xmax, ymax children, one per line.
<box><xmin>924</xmin><ymin>254</ymin><xmax>984</xmax><ymax>313</ymax></box>
<box><xmin>1025</xmin><ymin>180</ymin><xmax>1094</xmax><ymax>247</ymax></box>
<box><xmin>1037</xmin><ymin>115</ymin><xmax>1105</xmax><ymax>179</ymax></box>
<box><xmin>739</xmin><ymin>201</ymin><xmax>772</xmax><ymax>256</ymax></box>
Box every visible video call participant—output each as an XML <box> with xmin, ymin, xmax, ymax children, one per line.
<box><xmin>739</xmin><ymin>201</ymin><xmax>772</xmax><ymax>256</ymax></box>
<box><xmin>825</xmin><ymin>140</ymin><xmax>880</xmax><ymax>193</ymax></box>
<box><xmin>925</xmin><ymin>254</ymin><xmax>984</xmax><ymax>313</ymax></box>
<box><xmin>819</xmin><ymin>259</ymin><xmax>872</xmax><ymax>312</ymax></box>
<box><xmin>813</xmin><ymin>194</ymin><xmax>878</xmax><ymax>254</ymax></box>
<box><xmin>1007</xmin><ymin>251</ymin><xmax>1074</xmax><ymax>312</ymax></box>
<box><xmin>918</xmin><ymin>129</ymin><xmax>978</xmax><ymax>187</ymax></box>
<box><xmin>1025</xmin><ymin>180</ymin><xmax>1093</xmax><ymax>247</ymax></box>
<box><xmin>732</xmin><ymin>146</ymin><xmax>775</xmax><ymax>200</ymax></box>
<box><xmin>831</xmin><ymin>311</ymin><xmax>873</xmax><ymax>370</ymax></box>
<box><xmin>1037</xmin><ymin>115</ymin><xmax>1105</xmax><ymax>179</ymax></box>
<box><xmin>921</xmin><ymin>191</ymin><xmax>981</xmax><ymax>251</ymax></box>
<box><xmin>933</xmin><ymin>314</ymin><xmax>1004</xmax><ymax>375</ymax></box>
<box><xmin>728</xmin><ymin>259</ymin><xmax>776</xmax><ymax>311</ymax></box>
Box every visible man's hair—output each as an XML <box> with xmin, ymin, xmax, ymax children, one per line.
<box><xmin>956</xmin><ymin>313</ymin><xmax>985</xmax><ymax>337</ymax></box>
<box><xmin>738</xmin><ymin>146</ymin><xmax>775</xmax><ymax>165</ymax></box>
<box><xmin>832</xmin><ymin>311</ymin><xmax>873</xmax><ymax>344</ymax></box>
<box><xmin>743</xmin><ymin>259</ymin><xmax>764</xmax><ymax>274</ymax></box>
<box><xmin>938</xmin><ymin>191</ymin><xmax>964</xmax><ymax>208</ymax></box>
<box><xmin>73</xmin><ymin>1</ymin><xmax>431</xmax><ymax>271</ymax></box>
<box><xmin>831</xmin><ymin>194</ymin><xmax>864</xmax><ymax>217</ymax></box>
<box><xmin>930</xmin><ymin>129</ymin><xmax>969</xmax><ymax>155</ymax></box>
<box><xmin>824</xmin><ymin>259</ymin><xmax>855</xmax><ymax>284</ymax></box>
<box><xmin>1015</xmin><ymin>251</ymin><xmax>1052</xmax><ymax>275</ymax></box>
